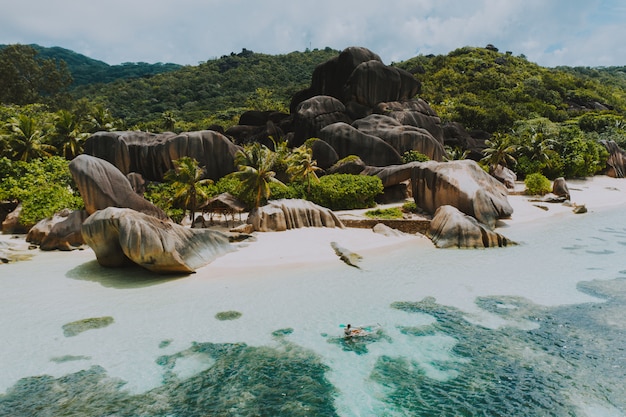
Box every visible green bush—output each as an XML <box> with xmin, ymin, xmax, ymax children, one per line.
<box><xmin>144</xmin><ymin>182</ymin><xmax>185</xmax><ymax>223</ymax></box>
<box><xmin>364</xmin><ymin>207</ymin><xmax>403</xmax><ymax>219</ymax></box>
<box><xmin>402</xmin><ymin>201</ymin><xmax>418</xmax><ymax>213</ymax></box>
<box><xmin>402</xmin><ymin>150</ymin><xmax>430</xmax><ymax>163</ymax></box>
<box><xmin>308</xmin><ymin>174</ymin><xmax>383</xmax><ymax>210</ymax></box>
<box><xmin>524</xmin><ymin>173</ymin><xmax>552</xmax><ymax>195</ymax></box>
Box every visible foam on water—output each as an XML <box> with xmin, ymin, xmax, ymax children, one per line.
<box><xmin>1</xmin><ymin>205</ymin><xmax>626</xmax><ymax>416</ymax></box>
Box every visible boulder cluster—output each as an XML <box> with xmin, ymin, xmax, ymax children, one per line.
<box><xmin>9</xmin><ymin>46</ymin><xmax>527</xmax><ymax>273</ymax></box>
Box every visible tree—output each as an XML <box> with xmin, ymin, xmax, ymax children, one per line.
<box><xmin>5</xmin><ymin>114</ymin><xmax>56</xmax><ymax>161</ymax></box>
<box><xmin>233</xmin><ymin>142</ymin><xmax>284</xmax><ymax>208</ymax></box>
<box><xmin>0</xmin><ymin>44</ymin><xmax>72</xmax><ymax>105</ymax></box>
<box><xmin>52</xmin><ymin>110</ymin><xmax>89</xmax><ymax>160</ymax></box>
<box><xmin>481</xmin><ymin>133</ymin><xmax>517</xmax><ymax>169</ymax></box>
<box><xmin>286</xmin><ymin>145</ymin><xmax>321</xmax><ymax>194</ymax></box>
<box><xmin>163</xmin><ymin>157</ymin><xmax>213</xmax><ymax>222</ymax></box>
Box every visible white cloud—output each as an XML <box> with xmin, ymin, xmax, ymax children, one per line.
<box><xmin>1</xmin><ymin>0</ymin><xmax>624</xmax><ymax>67</ymax></box>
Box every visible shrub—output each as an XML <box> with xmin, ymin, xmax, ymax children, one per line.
<box><xmin>364</xmin><ymin>207</ymin><xmax>403</xmax><ymax>219</ymax></box>
<box><xmin>524</xmin><ymin>173</ymin><xmax>551</xmax><ymax>195</ymax></box>
<box><xmin>308</xmin><ymin>174</ymin><xmax>383</xmax><ymax>210</ymax></box>
<box><xmin>402</xmin><ymin>150</ymin><xmax>430</xmax><ymax>163</ymax></box>
<box><xmin>402</xmin><ymin>201</ymin><xmax>418</xmax><ymax>213</ymax></box>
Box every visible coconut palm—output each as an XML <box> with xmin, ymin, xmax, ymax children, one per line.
<box><xmin>286</xmin><ymin>145</ymin><xmax>321</xmax><ymax>194</ymax></box>
<box><xmin>6</xmin><ymin>114</ymin><xmax>56</xmax><ymax>161</ymax></box>
<box><xmin>53</xmin><ymin>110</ymin><xmax>89</xmax><ymax>160</ymax></box>
<box><xmin>233</xmin><ymin>142</ymin><xmax>283</xmax><ymax>208</ymax></box>
<box><xmin>164</xmin><ymin>156</ymin><xmax>213</xmax><ymax>222</ymax></box>
<box><xmin>481</xmin><ymin>132</ymin><xmax>517</xmax><ymax>169</ymax></box>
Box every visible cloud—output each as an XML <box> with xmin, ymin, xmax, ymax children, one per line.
<box><xmin>0</xmin><ymin>0</ymin><xmax>624</xmax><ymax>67</ymax></box>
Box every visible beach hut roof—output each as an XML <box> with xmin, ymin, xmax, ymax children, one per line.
<box><xmin>199</xmin><ymin>192</ymin><xmax>246</xmax><ymax>212</ymax></box>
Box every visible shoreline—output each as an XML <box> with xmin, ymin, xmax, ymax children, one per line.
<box><xmin>1</xmin><ymin>175</ymin><xmax>625</xmax><ymax>273</ymax></box>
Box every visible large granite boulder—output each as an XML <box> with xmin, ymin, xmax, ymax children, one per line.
<box><xmin>84</xmin><ymin>130</ymin><xmax>240</xmax><ymax>182</ymax></box>
<box><xmin>361</xmin><ymin>162</ymin><xmax>419</xmax><ymax>187</ymax></box>
<box><xmin>292</xmin><ymin>95</ymin><xmax>352</xmax><ymax>147</ymax></box>
<box><xmin>247</xmin><ymin>199</ymin><xmax>344</xmax><ymax>232</ymax></box>
<box><xmin>69</xmin><ymin>154</ymin><xmax>168</xmax><ymax>220</ymax></box>
<box><xmin>319</xmin><ymin>122</ymin><xmax>403</xmax><ymax>167</ymax></box>
<box><xmin>308</xmin><ymin>138</ymin><xmax>339</xmax><ymax>170</ymax></box>
<box><xmin>428</xmin><ymin>205</ymin><xmax>515</xmax><ymax>248</ymax></box>
<box><xmin>26</xmin><ymin>209</ymin><xmax>89</xmax><ymax>251</ymax></box>
<box><xmin>82</xmin><ymin>207</ymin><xmax>234</xmax><ymax>274</ymax></box>
<box><xmin>353</xmin><ymin>114</ymin><xmax>445</xmax><ymax>161</ymax></box>
<box><xmin>1</xmin><ymin>204</ymin><xmax>30</xmax><ymax>234</ymax></box>
<box><xmin>411</xmin><ymin>160</ymin><xmax>513</xmax><ymax>229</ymax></box>
<box><xmin>552</xmin><ymin>177</ymin><xmax>571</xmax><ymax>201</ymax></box>
<box><xmin>490</xmin><ymin>164</ymin><xmax>517</xmax><ymax>189</ymax></box>
<box><xmin>600</xmin><ymin>140</ymin><xmax>626</xmax><ymax>178</ymax></box>
<box><xmin>374</xmin><ymin>100</ymin><xmax>444</xmax><ymax>144</ymax></box>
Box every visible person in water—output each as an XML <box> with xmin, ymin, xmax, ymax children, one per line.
<box><xmin>344</xmin><ymin>324</ymin><xmax>353</xmax><ymax>337</ymax></box>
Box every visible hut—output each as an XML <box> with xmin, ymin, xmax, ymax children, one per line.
<box><xmin>199</xmin><ymin>193</ymin><xmax>247</xmax><ymax>226</ymax></box>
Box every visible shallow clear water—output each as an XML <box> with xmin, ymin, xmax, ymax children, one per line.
<box><xmin>1</xmin><ymin>206</ymin><xmax>625</xmax><ymax>416</ymax></box>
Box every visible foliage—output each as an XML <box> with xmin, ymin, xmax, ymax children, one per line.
<box><xmin>0</xmin><ymin>44</ymin><xmax>72</xmax><ymax>106</ymax></box>
<box><xmin>402</xmin><ymin>201</ymin><xmax>418</xmax><ymax>213</ymax></box>
<box><xmin>524</xmin><ymin>173</ymin><xmax>552</xmax><ymax>196</ymax></box>
<box><xmin>163</xmin><ymin>157</ymin><xmax>215</xmax><ymax>221</ymax></box>
<box><xmin>481</xmin><ymin>132</ymin><xmax>517</xmax><ymax>169</ymax></box>
<box><xmin>232</xmin><ymin>142</ymin><xmax>284</xmax><ymax>208</ymax></box>
<box><xmin>401</xmin><ymin>150</ymin><xmax>430</xmax><ymax>163</ymax></box>
<box><xmin>0</xmin><ymin>156</ymin><xmax>83</xmax><ymax>225</ymax></box>
<box><xmin>143</xmin><ymin>182</ymin><xmax>185</xmax><ymax>223</ymax></box>
<box><xmin>285</xmin><ymin>145</ymin><xmax>322</xmax><ymax>193</ymax></box>
<box><xmin>308</xmin><ymin>174</ymin><xmax>383</xmax><ymax>210</ymax></box>
<box><xmin>364</xmin><ymin>207</ymin><xmax>403</xmax><ymax>219</ymax></box>
<box><xmin>395</xmin><ymin>46</ymin><xmax>626</xmax><ymax>133</ymax></box>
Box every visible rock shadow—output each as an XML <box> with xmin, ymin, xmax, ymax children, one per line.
<box><xmin>66</xmin><ymin>260</ymin><xmax>186</xmax><ymax>289</ymax></box>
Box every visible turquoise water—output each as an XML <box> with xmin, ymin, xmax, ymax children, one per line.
<box><xmin>1</xmin><ymin>206</ymin><xmax>625</xmax><ymax>416</ymax></box>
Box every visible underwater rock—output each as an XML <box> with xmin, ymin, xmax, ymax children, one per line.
<box><xmin>428</xmin><ymin>205</ymin><xmax>515</xmax><ymax>248</ymax></box>
<box><xmin>82</xmin><ymin>207</ymin><xmax>234</xmax><ymax>274</ymax></box>
<box><xmin>62</xmin><ymin>316</ymin><xmax>114</xmax><ymax>337</ymax></box>
<box><xmin>247</xmin><ymin>199</ymin><xmax>344</xmax><ymax>232</ymax></box>
<box><xmin>331</xmin><ymin>241</ymin><xmax>362</xmax><ymax>268</ymax></box>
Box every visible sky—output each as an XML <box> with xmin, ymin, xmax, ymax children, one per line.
<box><xmin>1</xmin><ymin>0</ymin><xmax>625</xmax><ymax>68</ymax></box>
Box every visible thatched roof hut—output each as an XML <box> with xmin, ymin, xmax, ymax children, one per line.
<box><xmin>199</xmin><ymin>193</ymin><xmax>246</xmax><ymax>225</ymax></box>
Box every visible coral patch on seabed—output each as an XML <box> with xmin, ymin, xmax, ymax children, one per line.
<box><xmin>62</xmin><ymin>316</ymin><xmax>115</xmax><ymax>337</ymax></box>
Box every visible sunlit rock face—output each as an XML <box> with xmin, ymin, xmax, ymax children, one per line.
<box><xmin>69</xmin><ymin>154</ymin><xmax>168</xmax><ymax>220</ymax></box>
<box><xmin>82</xmin><ymin>207</ymin><xmax>234</xmax><ymax>274</ymax></box>
<box><xmin>411</xmin><ymin>159</ymin><xmax>513</xmax><ymax>229</ymax></box>
<box><xmin>428</xmin><ymin>205</ymin><xmax>515</xmax><ymax>248</ymax></box>
<box><xmin>83</xmin><ymin>130</ymin><xmax>240</xmax><ymax>182</ymax></box>
<box><xmin>247</xmin><ymin>199</ymin><xmax>344</xmax><ymax>232</ymax></box>
<box><xmin>26</xmin><ymin>209</ymin><xmax>89</xmax><ymax>251</ymax></box>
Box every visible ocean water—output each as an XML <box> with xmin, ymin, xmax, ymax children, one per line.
<box><xmin>1</xmin><ymin>206</ymin><xmax>625</xmax><ymax>416</ymax></box>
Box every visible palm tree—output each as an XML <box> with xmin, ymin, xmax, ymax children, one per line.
<box><xmin>164</xmin><ymin>157</ymin><xmax>213</xmax><ymax>222</ymax></box>
<box><xmin>53</xmin><ymin>110</ymin><xmax>89</xmax><ymax>160</ymax></box>
<box><xmin>7</xmin><ymin>114</ymin><xmax>56</xmax><ymax>161</ymax></box>
<box><xmin>286</xmin><ymin>145</ymin><xmax>322</xmax><ymax>194</ymax></box>
<box><xmin>233</xmin><ymin>142</ymin><xmax>283</xmax><ymax>208</ymax></box>
<box><xmin>481</xmin><ymin>132</ymin><xmax>517</xmax><ymax>169</ymax></box>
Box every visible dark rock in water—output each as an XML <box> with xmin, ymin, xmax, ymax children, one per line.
<box><xmin>62</xmin><ymin>316</ymin><xmax>114</xmax><ymax>337</ymax></box>
<box><xmin>69</xmin><ymin>154</ymin><xmax>168</xmax><ymax>220</ymax></box>
<box><xmin>82</xmin><ymin>207</ymin><xmax>234</xmax><ymax>274</ymax></box>
<box><xmin>83</xmin><ymin>130</ymin><xmax>240</xmax><ymax>182</ymax></box>
<box><xmin>319</xmin><ymin>122</ymin><xmax>403</xmax><ymax>167</ymax></box>
<box><xmin>26</xmin><ymin>209</ymin><xmax>89</xmax><ymax>251</ymax></box>
<box><xmin>353</xmin><ymin>114</ymin><xmax>445</xmax><ymax>161</ymax></box>
<box><xmin>573</xmin><ymin>204</ymin><xmax>587</xmax><ymax>214</ymax></box>
<box><xmin>428</xmin><ymin>205</ymin><xmax>515</xmax><ymax>248</ymax></box>
<box><xmin>411</xmin><ymin>160</ymin><xmax>513</xmax><ymax>229</ymax></box>
<box><xmin>331</xmin><ymin>241</ymin><xmax>362</xmax><ymax>268</ymax></box>
<box><xmin>552</xmin><ymin>177</ymin><xmax>570</xmax><ymax>200</ymax></box>
<box><xmin>247</xmin><ymin>199</ymin><xmax>344</xmax><ymax>232</ymax></box>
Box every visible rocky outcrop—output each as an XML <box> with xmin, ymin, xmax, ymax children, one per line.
<box><xmin>490</xmin><ymin>164</ymin><xmax>517</xmax><ymax>189</ymax></box>
<box><xmin>292</xmin><ymin>96</ymin><xmax>352</xmax><ymax>147</ymax></box>
<box><xmin>361</xmin><ymin>163</ymin><xmax>419</xmax><ymax>187</ymax></box>
<box><xmin>83</xmin><ymin>130</ymin><xmax>240</xmax><ymax>182</ymax></box>
<box><xmin>552</xmin><ymin>177</ymin><xmax>570</xmax><ymax>201</ymax></box>
<box><xmin>247</xmin><ymin>199</ymin><xmax>344</xmax><ymax>232</ymax></box>
<box><xmin>429</xmin><ymin>205</ymin><xmax>515</xmax><ymax>248</ymax></box>
<box><xmin>353</xmin><ymin>114</ymin><xmax>445</xmax><ymax>161</ymax></box>
<box><xmin>319</xmin><ymin>122</ymin><xmax>403</xmax><ymax>167</ymax></box>
<box><xmin>26</xmin><ymin>209</ymin><xmax>89</xmax><ymax>251</ymax></box>
<box><xmin>411</xmin><ymin>160</ymin><xmax>513</xmax><ymax>229</ymax></box>
<box><xmin>69</xmin><ymin>154</ymin><xmax>168</xmax><ymax>220</ymax></box>
<box><xmin>82</xmin><ymin>207</ymin><xmax>234</xmax><ymax>274</ymax></box>
<box><xmin>374</xmin><ymin>100</ymin><xmax>443</xmax><ymax>144</ymax></box>
<box><xmin>308</xmin><ymin>138</ymin><xmax>339</xmax><ymax>170</ymax></box>
<box><xmin>1</xmin><ymin>204</ymin><xmax>30</xmax><ymax>234</ymax></box>
<box><xmin>600</xmin><ymin>140</ymin><xmax>626</xmax><ymax>178</ymax></box>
